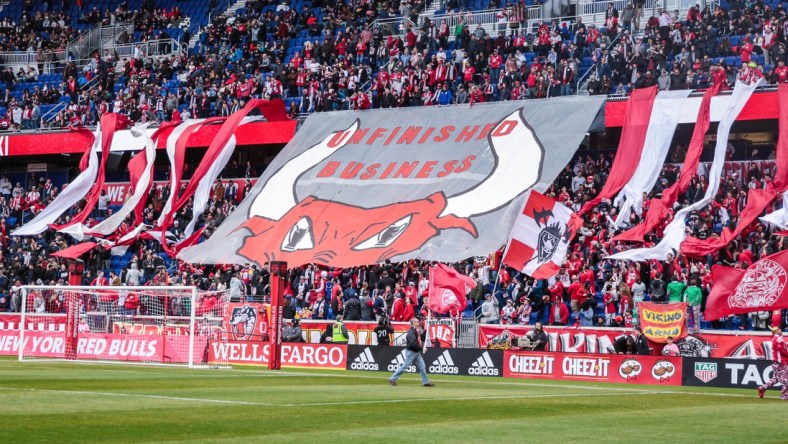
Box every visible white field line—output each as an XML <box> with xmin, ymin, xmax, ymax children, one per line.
<box><xmin>0</xmin><ymin>362</ymin><xmax>655</xmax><ymax>391</ymax></box>
<box><xmin>0</xmin><ymin>364</ymin><xmax>767</xmax><ymax>399</ymax></box>
<box><xmin>0</xmin><ymin>363</ymin><xmax>692</xmax><ymax>393</ymax></box>
<box><xmin>0</xmin><ymin>386</ymin><xmax>660</xmax><ymax>407</ymax></box>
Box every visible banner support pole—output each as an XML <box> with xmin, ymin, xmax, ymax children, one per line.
<box><xmin>268</xmin><ymin>261</ymin><xmax>288</xmax><ymax>371</ymax></box>
<box><xmin>425</xmin><ymin>309</ymin><xmax>433</xmax><ymax>348</ymax></box>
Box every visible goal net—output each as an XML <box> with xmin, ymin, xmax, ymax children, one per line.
<box><xmin>18</xmin><ymin>285</ymin><xmax>231</xmax><ymax>368</ymax></box>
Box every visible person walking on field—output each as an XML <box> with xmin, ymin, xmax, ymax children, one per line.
<box><xmin>758</xmin><ymin>326</ymin><xmax>788</xmax><ymax>400</ymax></box>
<box><xmin>389</xmin><ymin>317</ymin><xmax>434</xmax><ymax>387</ymax></box>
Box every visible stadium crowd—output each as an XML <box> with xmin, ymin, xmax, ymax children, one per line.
<box><xmin>0</xmin><ymin>145</ymin><xmax>787</xmax><ymax>333</ymax></box>
<box><xmin>5</xmin><ymin>0</ymin><xmax>788</xmax><ymax>129</ymax></box>
<box><xmin>0</xmin><ymin>0</ymin><xmax>787</xmax><ymax>333</ymax></box>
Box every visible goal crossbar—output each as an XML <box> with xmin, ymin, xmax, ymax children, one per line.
<box><xmin>18</xmin><ymin>285</ymin><xmax>229</xmax><ymax>368</ymax></box>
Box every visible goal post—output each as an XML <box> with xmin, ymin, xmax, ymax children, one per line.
<box><xmin>19</xmin><ymin>285</ymin><xmax>230</xmax><ymax>368</ymax></box>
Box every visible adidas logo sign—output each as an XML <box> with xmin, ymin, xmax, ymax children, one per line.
<box><xmin>429</xmin><ymin>350</ymin><xmax>459</xmax><ymax>374</ymax></box>
<box><xmin>387</xmin><ymin>350</ymin><xmax>417</xmax><ymax>372</ymax></box>
<box><xmin>468</xmin><ymin>351</ymin><xmax>499</xmax><ymax>376</ymax></box>
<box><xmin>350</xmin><ymin>347</ymin><xmax>379</xmax><ymax>371</ymax></box>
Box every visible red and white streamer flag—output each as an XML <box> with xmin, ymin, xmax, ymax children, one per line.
<box><xmin>93</xmin><ymin>118</ymin><xmax>216</xmax><ymax>252</ymax></box>
<box><xmin>613</xmin><ymin>84</ymin><xmax>720</xmax><ymax>243</ymax></box>
<box><xmin>108</xmin><ymin>223</ymin><xmax>149</xmax><ymax>257</ymax></box>
<box><xmin>684</xmin><ymin>83</ymin><xmax>788</xmax><ymax>255</ymax></box>
<box><xmin>79</xmin><ymin>124</ymin><xmax>156</xmax><ymax>239</ymax></box>
<box><xmin>52</xmin><ymin>113</ymin><xmax>132</xmax><ymax>234</ymax></box>
<box><xmin>760</xmin><ymin>83</ymin><xmax>788</xmax><ymax>229</ymax></box>
<box><xmin>182</xmin><ymin>116</ymin><xmax>262</xmax><ymax>237</ymax></box>
<box><xmin>609</xmin><ymin>78</ymin><xmax>764</xmax><ymax>261</ymax></box>
<box><xmin>12</xmin><ymin>127</ymin><xmax>97</xmax><ymax>236</ymax></box>
<box><xmin>612</xmin><ymin>90</ymin><xmax>691</xmax><ymax>227</ymax></box>
<box><xmin>156</xmin><ymin>118</ymin><xmax>212</xmax><ymax>226</ymax></box>
<box><xmin>160</xmin><ymin>99</ymin><xmax>266</xmax><ymax>255</ymax></box>
<box><xmin>578</xmin><ymin>86</ymin><xmax>657</xmax><ymax>216</ymax></box>
<box><xmin>502</xmin><ymin>191</ymin><xmax>582</xmax><ymax>279</ymax></box>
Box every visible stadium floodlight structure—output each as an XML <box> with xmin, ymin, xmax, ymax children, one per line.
<box><xmin>18</xmin><ymin>285</ymin><xmax>230</xmax><ymax>368</ymax></box>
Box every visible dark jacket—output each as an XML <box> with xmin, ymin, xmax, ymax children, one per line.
<box><xmin>529</xmin><ymin>328</ymin><xmax>548</xmax><ymax>350</ymax></box>
<box><xmin>405</xmin><ymin>326</ymin><xmax>426</xmax><ymax>352</ymax></box>
<box><xmin>282</xmin><ymin>324</ymin><xmax>303</xmax><ymax>343</ymax></box>
<box><xmin>359</xmin><ymin>295</ymin><xmax>375</xmax><ymax>321</ymax></box>
<box><xmin>282</xmin><ymin>299</ymin><xmax>297</xmax><ymax>320</ymax></box>
<box><xmin>650</xmin><ymin>279</ymin><xmax>666</xmax><ymax>302</ymax></box>
<box><xmin>635</xmin><ymin>334</ymin><xmax>651</xmax><ymax>355</ymax></box>
<box><xmin>343</xmin><ymin>297</ymin><xmax>361</xmax><ymax>321</ymax></box>
<box><xmin>374</xmin><ymin>323</ymin><xmax>394</xmax><ymax>346</ymax></box>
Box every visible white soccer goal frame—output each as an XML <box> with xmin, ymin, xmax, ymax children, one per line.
<box><xmin>18</xmin><ymin>285</ymin><xmax>227</xmax><ymax>368</ymax></box>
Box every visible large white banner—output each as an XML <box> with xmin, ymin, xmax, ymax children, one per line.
<box><xmin>180</xmin><ymin>98</ymin><xmax>606</xmax><ymax>267</ymax></box>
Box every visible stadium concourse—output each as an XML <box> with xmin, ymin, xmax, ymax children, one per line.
<box><xmin>1</xmin><ymin>0</ymin><xmax>788</xmax><ymax>334</ymax></box>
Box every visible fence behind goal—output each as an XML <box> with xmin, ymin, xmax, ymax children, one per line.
<box><xmin>19</xmin><ymin>285</ymin><xmax>231</xmax><ymax>368</ymax></box>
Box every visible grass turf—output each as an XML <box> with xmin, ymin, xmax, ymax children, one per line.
<box><xmin>0</xmin><ymin>360</ymin><xmax>784</xmax><ymax>443</ymax></box>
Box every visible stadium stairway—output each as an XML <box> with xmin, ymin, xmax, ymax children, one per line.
<box><xmin>186</xmin><ymin>0</ymin><xmax>241</xmax><ymax>51</ymax></box>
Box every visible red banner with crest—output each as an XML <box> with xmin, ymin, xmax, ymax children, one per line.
<box><xmin>224</xmin><ymin>303</ymin><xmax>271</xmax><ymax>341</ymax></box>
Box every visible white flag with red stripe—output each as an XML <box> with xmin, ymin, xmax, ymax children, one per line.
<box><xmin>502</xmin><ymin>191</ymin><xmax>582</xmax><ymax>279</ymax></box>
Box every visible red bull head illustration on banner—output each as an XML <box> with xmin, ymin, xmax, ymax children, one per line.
<box><xmin>235</xmin><ymin>110</ymin><xmax>542</xmax><ymax>266</ymax></box>
<box><xmin>179</xmin><ymin>98</ymin><xmax>606</xmax><ymax>267</ymax></box>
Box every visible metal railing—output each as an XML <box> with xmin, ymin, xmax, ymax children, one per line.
<box><xmin>80</xmin><ymin>75</ymin><xmax>101</xmax><ymax>92</ymax></box>
<box><xmin>0</xmin><ymin>54</ymin><xmax>117</xmax><ymax>79</ymax></box>
<box><xmin>100</xmin><ymin>23</ymin><xmax>134</xmax><ymax>50</ymax></box>
<box><xmin>208</xmin><ymin>0</ymin><xmax>232</xmax><ymax>22</ymax></box>
<box><xmin>578</xmin><ymin>0</ymin><xmax>720</xmax><ymax>27</ymax></box>
<box><xmin>40</xmin><ymin>101</ymin><xmax>66</xmax><ymax>128</ymax></box>
<box><xmin>578</xmin><ymin>0</ymin><xmax>681</xmax><ymax>16</ymax></box>
<box><xmin>0</xmin><ymin>51</ymin><xmax>67</xmax><ymax>67</ymax></box>
<box><xmin>457</xmin><ymin>318</ymin><xmax>479</xmax><ymax>348</ymax></box>
<box><xmin>420</xmin><ymin>7</ymin><xmax>542</xmax><ymax>31</ymax></box>
<box><xmin>66</xmin><ymin>23</ymin><xmax>134</xmax><ymax>61</ymax></box>
<box><xmin>428</xmin><ymin>9</ymin><xmax>499</xmax><ymax>28</ymax></box>
<box><xmin>114</xmin><ymin>39</ymin><xmax>182</xmax><ymax>61</ymax></box>
<box><xmin>372</xmin><ymin>16</ymin><xmax>417</xmax><ymax>36</ymax></box>
<box><xmin>67</xmin><ymin>24</ymin><xmax>102</xmax><ymax>61</ymax></box>
<box><xmin>373</xmin><ymin>6</ymin><xmax>542</xmax><ymax>37</ymax></box>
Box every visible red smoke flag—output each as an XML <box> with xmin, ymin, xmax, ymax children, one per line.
<box><xmin>502</xmin><ymin>191</ymin><xmax>582</xmax><ymax>279</ymax></box>
<box><xmin>705</xmin><ymin>249</ymin><xmax>788</xmax><ymax>320</ymax></box>
<box><xmin>428</xmin><ymin>263</ymin><xmax>475</xmax><ymax>314</ymax></box>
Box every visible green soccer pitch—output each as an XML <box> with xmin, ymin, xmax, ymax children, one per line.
<box><xmin>0</xmin><ymin>360</ymin><xmax>784</xmax><ymax>443</ymax></box>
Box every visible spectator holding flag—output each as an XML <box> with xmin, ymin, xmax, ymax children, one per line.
<box><xmin>389</xmin><ymin>317</ymin><xmax>434</xmax><ymax>387</ymax></box>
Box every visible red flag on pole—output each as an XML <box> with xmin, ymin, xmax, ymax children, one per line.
<box><xmin>705</xmin><ymin>249</ymin><xmax>788</xmax><ymax>320</ymax></box>
<box><xmin>427</xmin><ymin>263</ymin><xmax>474</xmax><ymax>314</ymax></box>
<box><xmin>502</xmin><ymin>191</ymin><xmax>582</xmax><ymax>279</ymax></box>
